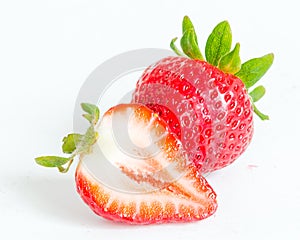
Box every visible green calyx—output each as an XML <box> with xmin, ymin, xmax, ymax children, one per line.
<box><xmin>35</xmin><ymin>103</ymin><xmax>100</xmax><ymax>173</ymax></box>
<box><xmin>171</xmin><ymin>16</ymin><xmax>274</xmax><ymax>120</ymax></box>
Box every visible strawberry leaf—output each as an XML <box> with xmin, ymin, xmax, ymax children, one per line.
<box><xmin>205</xmin><ymin>21</ymin><xmax>232</xmax><ymax>66</ymax></box>
<box><xmin>170</xmin><ymin>16</ymin><xmax>204</xmax><ymax>60</ymax></box>
<box><xmin>180</xmin><ymin>29</ymin><xmax>204</xmax><ymax>60</ymax></box>
<box><xmin>75</xmin><ymin>126</ymin><xmax>98</xmax><ymax>153</ymax></box>
<box><xmin>82</xmin><ymin>113</ymin><xmax>93</xmax><ymax>123</ymax></box>
<box><xmin>218</xmin><ymin>43</ymin><xmax>241</xmax><ymax>74</ymax></box>
<box><xmin>62</xmin><ymin>133</ymin><xmax>83</xmax><ymax>154</ymax></box>
<box><xmin>170</xmin><ymin>37</ymin><xmax>184</xmax><ymax>56</ymax></box>
<box><xmin>81</xmin><ymin>103</ymin><xmax>100</xmax><ymax>125</ymax></box>
<box><xmin>249</xmin><ymin>85</ymin><xmax>266</xmax><ymax>102</ymax></box>
<box><xmin>81</xmin><ymin>102</ymin><xmax>98</xmax><ymax>115</ymax></box>
<box><xmin>235</xmin><ymin>53</ymin><xmax>274</xmax><ymax>89</ymax></box>
<box><xmin>182</xmin><ymin>16</ymin><xmax>198</xmax><ymax>44</ymax></box>
<box><xmin>249</xmin><ymin>85</ymin><xmax>269</xmax><ymax>120</ymax></box>
<box><xmin>253</xmin><ymin>104</ymin><xmax>269</xmax><ymax>120</ymax></box>
<box><xmin>35</xmin><ymin>156</ymin><xmax>70</xmax><ymax>168</ymax></box>
<box><xmin>180</xmin><ymin>16</ymin><xmax>204</xmax><ymax>60</ymax></box>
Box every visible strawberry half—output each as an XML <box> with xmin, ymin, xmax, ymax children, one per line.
<box><xmin>36</xmin><ymin>103</ymin><xmax>217</xmax><ymax>224</ymax></box>
<box><xmin>132</xmin><ymin>16</ymin><xmax>274</xmax><ymax>172</ymax></box>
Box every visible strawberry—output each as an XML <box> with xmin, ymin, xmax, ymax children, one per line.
<box><xmin>132</xmin><ymin>16</ymin><xmax>274</xmax><ymax>172</ymax></box>
<box><xmin>36</xmin><ymin>103</ymin><xmax>217</xmax><ymax>224</ymax></box>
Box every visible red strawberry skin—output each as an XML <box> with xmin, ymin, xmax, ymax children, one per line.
<box><xmin>132</xmin><ymin>56</ymin><xmax>254</xmax><ymax>172</ymax></box>
<box><xmin>75</xmin><ymin>104</ymin><xmax>217</xmax><ymax>224</ymax></box>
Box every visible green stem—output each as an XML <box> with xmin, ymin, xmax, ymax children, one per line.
<box><xmin>58</xmin><ymin>158</ymin><xmax>74</xmax><ymax>173</ymax></box>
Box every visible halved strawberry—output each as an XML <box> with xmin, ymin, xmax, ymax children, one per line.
<box><xmin>36</xmin><ymin>103</ymin><xmax>217</xmax><ymax>224</ymax></box>
<box><xmin>132</xmin><ymin>16</ymin><xmax>274</xmax><ymax>173</ymax></box>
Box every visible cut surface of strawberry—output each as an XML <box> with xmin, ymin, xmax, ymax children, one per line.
<box><xmin>76</xmin><ymin>161</ymin><xmax>217</xmax><ymax>224</ymax></box>
<box><xmin>76</xmin><ymin>104</ymin><xmax>217</xmax><ymax>224</ymax></box>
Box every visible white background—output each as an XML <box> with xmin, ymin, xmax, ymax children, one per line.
<box><xmin>1</xmin><ymin>0</ymin><xmax>299</xmax><ymax>239</ymax></box>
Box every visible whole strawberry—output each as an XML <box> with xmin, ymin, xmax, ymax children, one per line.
<box><xmin>132</xmin><ymin>16</ymin><xmax>273</xmax><ymax>172</ymax></box>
